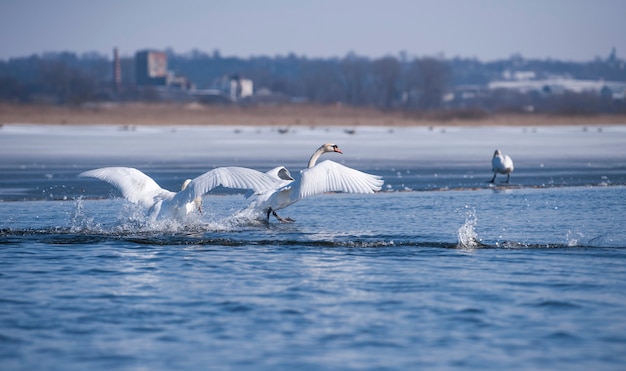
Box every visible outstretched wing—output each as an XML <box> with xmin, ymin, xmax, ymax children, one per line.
<box><xmin>244</xmin><ymin>166</ymin><xmax>294</xmax><ymax>199</ymax></box>
<box><xmin>266</xmin><ymin>166</ymin><xmax>295</xmax><ymax>182</ymax></box>
<box><xmin>79</xmin><ymin>167</ymin><xmax>173</xmax><ymax>208</ymax></box>
<box><xmin>297</xmin><ymin>160</ymin><xmax>384</xmax><ymax>200</ymax></box>
<box><xmin>174</xmin><ymin>166</ymin><xmax>281</xmax><ymax>204</ymax></box>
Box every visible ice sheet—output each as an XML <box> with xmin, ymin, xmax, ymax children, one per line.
<box><xmin>1</xmin><ymin>124</ymin><xmax>625</xmax><ymax>169</ymax></box>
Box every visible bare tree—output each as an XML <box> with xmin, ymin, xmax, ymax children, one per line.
<box><xmin>416</xmin><ymin>57</ymin><xmax>448</xmax><ymax>110</ymax></box>
<box><xmin>372</xmin><ymin>56</ymin><xmax>401</xmax><ymax>109</ymax></box>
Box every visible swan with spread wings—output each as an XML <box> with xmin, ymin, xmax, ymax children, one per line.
<box><xmin>79</xmin><ymin>166</ymin><xmax>277</xmax><ymax>220</ymax></box>
<box><xmin>237</xmin><ymin>143</ymin><xmax>384</xmax><ymax>223</ymax></box>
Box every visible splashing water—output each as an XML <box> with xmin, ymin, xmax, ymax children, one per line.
<box><xmin>457</xmin><ymin>206</ymin><xmax>479</xmax><ymax>249</ymax></box>
<box><xmin>566</xmin><ymin>230</ymin><xmax>585</xmax><ymax>247</ymax></box>
<box><xmin>68</xmin><ymin>198</ymin><xmax>223</xmax><ymax>235</ymax></box>
<box><xmin>69</xmin><ymin>197</ymin><xmax>100</xmax><ymax>232</ymax></box>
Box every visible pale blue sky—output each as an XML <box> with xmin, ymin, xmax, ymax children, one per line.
<box><xmin>1</xmin><ymin>0</ymin><xmax>624</xmax><ymax>61</ymax></box>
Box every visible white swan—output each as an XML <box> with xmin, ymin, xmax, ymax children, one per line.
<box><xmin>238</xmin><ymin>143</ymin><xmax>384</xmax><ymax>223</ymax></box>
<box><xmin>79</xmin><ymin>166</ymin><xmax>278</xmax><ymax>220</ymax></box>
<box><xmin>489</xmin><ymin>149</ymin><xmax>514</xmax><ymax>183</ymax></box>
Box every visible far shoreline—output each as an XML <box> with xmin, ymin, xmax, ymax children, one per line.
<box><xmin>2</xmin><ymin>102</ymin><xmax>625</xmax><ymax>127</ymax></box>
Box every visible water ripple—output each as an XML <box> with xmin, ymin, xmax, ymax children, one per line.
<box><xmin>0</xmin><ymin>227</ymin><xmax>614</xmax><ymax>250</ymax></box>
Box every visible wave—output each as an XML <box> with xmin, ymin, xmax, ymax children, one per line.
<box><xmin>2</xmin><ymin>192</ymin><xmax>623</xmax><ymax>249</ymax></box>
<box><xmin>0</xmin><ymin>226</ymin><xmax>618</xmax><ymax>250</ymax></box>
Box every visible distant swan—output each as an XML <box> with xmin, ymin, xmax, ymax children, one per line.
<box><xmin>489</xmin><ymin>149</ymin><xmax>514</xmax><ymax>183</ymax></box>
<box><xmin>238</xmin><ymin>143</ymin><xmax>384</xmax><ymax>223</ymax></box>
<box><xmin>79</xmin><ymin>166</ymin><xmax>277</xmax><ymax>220</ymax></box>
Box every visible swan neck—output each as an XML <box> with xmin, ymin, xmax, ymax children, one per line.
<box><xmin>307</xmin><ymin>147</ymin><xmax>325</xmax><ymax>168</ymax></box>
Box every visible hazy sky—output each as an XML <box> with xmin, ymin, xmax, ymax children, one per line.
<box><xmin>1</xmin><ymin>0</ymin><xmax>624</xmax><ymax>61</ymax></box>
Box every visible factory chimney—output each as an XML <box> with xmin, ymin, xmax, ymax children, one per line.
<box><xmin>113</xmin><ymin>47</ymin><xmax>122</xmax><ymax>92</ymax></box>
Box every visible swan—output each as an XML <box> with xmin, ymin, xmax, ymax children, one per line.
<box><xmin>489</xmin><ymin>149</ymin><xmax>514</xmax><ymax>183</ymax></box>
<box><xmin>79</xmin><ymin>166</ymin><xmax>278</xmax><ymax>220</ymax></box>
<box><xmin>237</xmin><ymin>143</ymin><xmax>384</xmax><ymax>223</ymax></box>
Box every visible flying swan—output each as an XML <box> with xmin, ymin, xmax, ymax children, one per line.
<box><xmin>489</xmin><ymin>149</ymin><xmax>514</xmax><ymax>183</ymax></box>
<box><xmin>79</xmin><ymin>166</ymin><xmax>278</xmax><ymax>220</ymax></box>
<box><xmin>236</xmin><ymin>143</ymin><xmax>384</xmax><ymax>223</ymax></box>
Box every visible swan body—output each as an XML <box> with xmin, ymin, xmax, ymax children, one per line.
<box><xmin>490</xmin><ymin>149</ymin><xmax>514</xmax><ymax>183</ymax></box>
<box><xmin>79</xmin><ymin>166</ymin><xmax>278</xmax><ymax>220</ymax></box>
<box><xmin>238</xmin><ymin>144</ymin><xmax>384</xmax><ymax>223</ymax></box>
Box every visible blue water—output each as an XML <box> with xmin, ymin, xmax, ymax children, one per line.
<box><xmin>1</xmin><ymin>126</ymin><xmax>626</xmax><ymax>370</ymax></box>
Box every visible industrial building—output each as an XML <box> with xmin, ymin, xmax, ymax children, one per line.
<box><xmin>135</xmin><ymin>50</ymin><xmax>168</xmax><ymax>86</ymax></box>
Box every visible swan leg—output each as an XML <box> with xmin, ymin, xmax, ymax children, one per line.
<box><xmin>268</xmin><ymin>208</ymin><xmax>295</xmax><ymax>223</ymax></box>
<box><xmin>274</xmin><ymin>212</ymin><xmax>295</xmax><ymax>223</ymax></box>
<box><xmin>488</xmin><ymin>172</ymin><xmax>497</xmax><ymax>183</ymax></box>
<box><xmin>273</xmin><ymin>210</ymin><xmax>295</xmax><ymax>223</ymax></box>
<box><xmin>504</xmin><ymin>174</ymin><xmax>510</xmax><ymax>183</ymax></box>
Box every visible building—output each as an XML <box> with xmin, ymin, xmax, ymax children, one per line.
<box><xmin>135</xmin><ymin>50</ymin><xmax>168</xmax><ymax>86</ymax></box>
<box><xmin>488</xmin><ymin>78</ymin><xmax>626</xmax><ymax>99</ymax></box>
<box><xmin>216</xmin><ymin>75</ymin><xmax>254</xmax><ymax>101</ymax></box>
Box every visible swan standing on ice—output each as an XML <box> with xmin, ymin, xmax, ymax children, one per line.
<box><xmin>489</xmin><ymin>149</ymin><xmax>514</xmax><ymax>183</ymax></box>
<box><xmin>79</xmin><ymin>166</ymin><xmax>277</xmax><ymax>220</ymax></box>
<box><xmin>239</xmin><ymin>143</ymin><xmax>384</xmax><ymax>223</ymax></box>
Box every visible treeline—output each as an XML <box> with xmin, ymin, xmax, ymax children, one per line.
<box><xmin>0</xmin><ymin>52</ymin><xmax>155</xmax><ymax>104</ymax></box>
<box><xmin>1</xmin><ymin>50</ymin><xmax>625</xmax><ymax>114</ymax></box>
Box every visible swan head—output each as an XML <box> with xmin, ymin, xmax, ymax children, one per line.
<box><xmin>321</xmin><ymin>143</ymin><xmax>343</xmax><ymax>154</ymax></box>
<box><xmin>493</xmin><ymin>149</ymin><xmax>502</xmax><ymax>158</ymax></box>
<box><xmin>308</xmin><ymin>143</ymin><xmax>343</xmax><ymax>168</ymax></box>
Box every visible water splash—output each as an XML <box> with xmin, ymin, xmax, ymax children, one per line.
<box><xmin>68</xmin><ymin>197</ymin><xmax>236</xmax><ymax>235</ymax></box>
<box><xmin>69</xmin><ymin>197</ymin><xmax>100</xmax><ymax>232</ymax></box>
<box><xmin>565</xmin><ymin>230</ymin><xmax>585</xmax><ymax>247</ymax></box>
<box><xmin>456</xmin><ymin>206</ymin><xmax>480</xmax><ymax>249</ymax></box>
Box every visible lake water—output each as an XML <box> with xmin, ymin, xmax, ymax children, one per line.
<box><xmin>1</xmin><ymin>124</ymin><xmax>626</xmax><ymax>370</ymax></box>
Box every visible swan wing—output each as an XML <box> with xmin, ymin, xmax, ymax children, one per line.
<box><xmin>297</xmin><ymin>160</ymin><xmax>384</xmax><ymax>199</ymax></box>
<box><xmin>244</xmin><ymin>166</ymin><xmax>294</xmax><ymax>198</ymax></box>
<box><xmin>267</xmin><ymin>166</ymin><xmax>294</xmax><ymax>181</ymax></box>
<box><xmin>175</xmin><ymin>166</ymin><xmax>280</xmax><ymax>203</ymax></box>
<box><xmin>79</xmin><ymin>167</ymin><xmax>173</xmax><ymax>208</ymax></box>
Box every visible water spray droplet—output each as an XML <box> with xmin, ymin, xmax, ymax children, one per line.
<box><xmin>457</xmin><ymin>207</ymin><xmax>479</xmax><ymax>249</ymax></box>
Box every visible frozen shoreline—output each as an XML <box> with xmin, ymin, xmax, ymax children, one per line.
<box><xmin>1</xmin><ymin>124</ymin><xmax>625</xmax><ymax>168</ymax></box>
<box><xmin>0</xmin><ymin>123</ymin><xmax>624</xmax><ymax>201</ymax></box>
